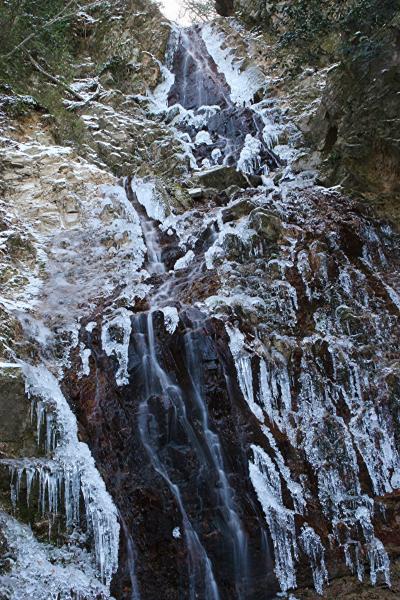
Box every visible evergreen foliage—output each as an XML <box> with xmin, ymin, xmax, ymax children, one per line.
<box><xmin>0</xmin><ymin>0</ymin><xmax>74</xmax><ymax>84</ymax></box>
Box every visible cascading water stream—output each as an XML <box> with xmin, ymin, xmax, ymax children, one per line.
<box><xmin>127</xmin><ymin>184</ymin><xmax>250</xmax><ymax>597</ymax></box>
<box><xmin>169</xmin><ymin>27</ymin><xmax>232</xmax><ymax>111</ymax></box>
<box><xmin>167</xmin><ymin>25</ymin><xmax>270</xmax><ymax>172</ymax></box>
<box><xmin>115</xmin><ymin>23</ymin><xmax>280</xmax><ymax>599</ymax></box>
<box><xmin>136</xmin><ymin>310</ymin><xmax>220</xmax><ymax>600</ymax></box>
<box><xmin>119</xmin><ymin>514</ymin><xmax>141</xmax><ymax>600</ymax></box>
<box><xmin>184</xmin><ymin>326</ymin><xmax>249</xmax><ymax>597</ymax></box>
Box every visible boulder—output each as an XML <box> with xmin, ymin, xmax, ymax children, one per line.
<box><xmin>195</xmin><ymin>165</ymin><xmax>261</xmax><ymax>191</ymax></box>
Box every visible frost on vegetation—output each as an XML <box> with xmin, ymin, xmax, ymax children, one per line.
<box><xmin>201</xmin><ymin>24</ymin><xmax>265</xmax><ymax>105</ymax></box>
<box><xmin>300</xmin><ymin>526</ymin><xmax>328</xmax><ymax>595</ymax></box>
<box><xmin>161</xmin><ymin>306</ymin><xmax>180</xmax><ymax>334</ymax></box>
<box><xmin>249</xmin><ymin>444</ymin><xmax>298</xmax><ymax>592</ymax></box>
<box><xmin>1</xmin><ymin>363</ymin><xmax>120</xmax><ymax>587</ymax></box>
<box><xmin>101</xmin><ymin>308</ymin><xmax>132</xmax><ymax>386</ymax></box>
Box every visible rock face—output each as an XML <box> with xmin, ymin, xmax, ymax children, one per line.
<box><xmin>0</xmin><ymin>2</ymin><xmax>399</xmax><ymax>600</ymax></box>
<box><xmin>309</xmin><ymin>25</ymin><xmax>400</xmax><ymax>224</ymax></box>
<box><xmin>215</xmin><ymin>0</ymin><xmax>400</xmax><ymax>226</ymax></box>
<box><xmin>215</xmin><ymin>0</ymin><xmax>234</xmax><ymax>17</ymax></box>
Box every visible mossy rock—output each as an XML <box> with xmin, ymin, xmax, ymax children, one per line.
<box><xmin>0</xmin><ymin>366</ymin><xmax>37</xmax><ymax>459</ymax></box>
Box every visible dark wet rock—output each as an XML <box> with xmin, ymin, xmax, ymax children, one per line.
<box><xmin>248</xmin><ymin>208</ymin><xmax>282</xmax><ymax>243</ymax></box>
<box><xmin>168</xmin><ymin>26</ymin><xmax>231</xmax><ymax>111</ymax></box>
<box><xmin>215</xmin><ymin>0</ymin><xmax>234</xmax><ymax>17</ymax></box>
<box><xmin>195</xmin><ymin>166</ymin><xmax>261</xmax><ymax>191</ymax></box>
<box><xmin>188</xmin><ymin>187</ymin><xmax>204</xmax><ymax>199</ymax></box>
<box><xmin>0</xmin><ymin>367</ymin><xmax>37</xmax><ymax>459</ymax></box>
<box><xmin>221</xmin><ymin>199</ymin><xmax>256</xmax><ymax>223</ymax></box>
<box><xmin>66</xmin><ymin>310</ymin><xmax>278</xmax><ymax>600</ymax></box>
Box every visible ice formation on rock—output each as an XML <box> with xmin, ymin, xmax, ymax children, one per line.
<box><xmin>0</xmin><ymin>510</ymin><xmax>110</xmax><ymax>600</ymax></box>
<box><xmin>7</xmin><ymin>364</ymin><xmax>120</xmax><ymax>585</ymax></box>
<box><xmin>201</xmin><ymin>24</ymin><xmax>265</xmax><ymax>105</ymax></box>
<box><xmin>161</xmin><ymin>306</ymin><xmax>180</xmax><ymax>334</ymax></box>
<box><xmin>101</xmin><ymin>308</ymin><xmax>132</xmax><ymax>387</ymax></box>
<box><xmin>249</xmin><ymin>444</ymin><xmax>298</xmax><ymax>592</ymax></box>
<box><xmin>299</xmin><ymin>526</ymin><xmax>328</xmax><ymax>595</ymax></box>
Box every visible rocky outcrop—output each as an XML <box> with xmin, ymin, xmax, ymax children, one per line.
<box><xmin>215</xmin><ymin>1</ymin><xmax>400</xmax><ymax>227</ymax></box>
<box><xmin>308</xmin><ymin>19</ymin><xmax>400</xmax><ymax>225</ymax></box>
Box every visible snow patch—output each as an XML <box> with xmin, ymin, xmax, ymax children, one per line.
<box><xmin>174</xmin><ymin>250</ymin><xmax>195</xmax><ymax>270</ymax></box>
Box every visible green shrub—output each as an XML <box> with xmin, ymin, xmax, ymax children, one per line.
<box><xmin>0</xmin><ymin>0</ymin><xmax>74</xmax><ymax>89</ymax></box>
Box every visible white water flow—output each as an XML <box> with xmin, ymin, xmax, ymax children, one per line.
<box><xmin>120</xmin><ymin>514</ymin><xmax>141</xmax><ymax>600</ymax></box>
<box><xmin>137</xmin><ymin>311</ymin><xmax>220</xmax><ymax>600</ymax></box>
<box><xmin>184</xmin><ymin>326</ymin><xmax>249</xmax><ymax>597</ymax></box>
<box><xmin>130</xmin><ymin>180</ymin><xmax>249</xmax><ymax>596</ymax></box>
<box><xmin>172</xmin><ymin>26</ymin><xmax>232</xmax><ymax>111</ymax></box>
<box><xmin>166</xmin><ymin>24</ymin><xmax>274</xmax><ymax>174</ymax></box>
<box><xmin>141</xmin><ymin>219</ymin><xmax>165</xmax><ymax>275</ymax></box>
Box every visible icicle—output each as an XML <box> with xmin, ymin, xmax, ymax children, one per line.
<box><xmin>261</xmin><ymin>425</ymin><xmax>305</xmax><ymax>514</ymax></box>
<box><xmin>368</xmin><ymin>537</ymin><xmax>391</xmax><ymax>587</ymax></box>
<box><xmin>300</xmin><ymin>526</ymin><xmax>328</xmax><ymax>595</ymax></box>
<box><xmin>237</xmin><ymin>134</ymin><xmax>262</xmax><ymax>175</ymax></box>
<box><xmin>249</xmin><ymin>444</ymin><xmax>298</xmax><ymax>592</ymax></box>
<box><xmin>17</xmin><ymin>363</ymin><xmax>120</xmax><ymax>585</ymax></box>
<box><xmin>226</xmin><ymin>324</ymin><xmax>264</xmax><ymax>421</ymax></box>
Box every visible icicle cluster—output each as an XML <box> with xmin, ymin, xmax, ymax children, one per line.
<box><xmin>0</xmin><ymin>363</ymin><xmax>120</xmax><ymax>587</ymax></box>
<box><xmin>224</xmin><ymin>204</ymin><xmax>398</xmax><ymax>594</ymax></box>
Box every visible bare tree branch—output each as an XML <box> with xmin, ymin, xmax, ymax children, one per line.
<box><xmin>179</xmin><ymin>0</ymin><xmax>217</xmax><ymax>23</ymax></box>
<box><xmin>25</xmin><ymin>52</ymin><xmax>86</xmax><ymax>102</ymax></box>
<box><xmin>1</xmin><ymin>0</ymin><xmax>104</xmax><ymax>60</ymax></box>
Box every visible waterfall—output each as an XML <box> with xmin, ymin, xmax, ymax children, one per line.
<box><xmin>3</xmin><ymin>14</ymin><xmax>397</xmax><ymax>600</ymax></box>
<box><xmin>112</xmin><ymin>21</ymin><xmax>396</xmax><ymax>599</ymax></box>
